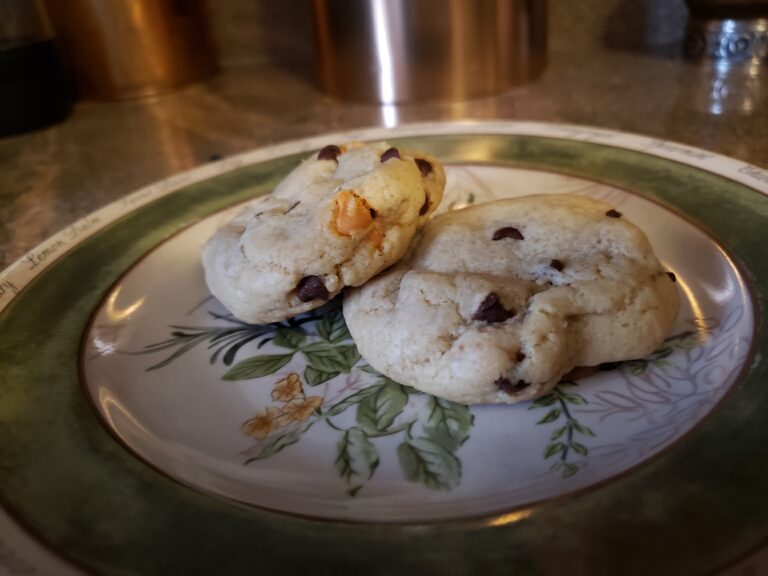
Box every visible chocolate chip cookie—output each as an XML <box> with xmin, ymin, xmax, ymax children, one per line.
<box><xmin>343</xmin><ymin>194</ymin><xmax>680</xmax><ymax>404</ymax></box>
<box><xmin>202</xmin><ymin>141</ymin><xmax>445</xmax><ymax>323</ymax></box>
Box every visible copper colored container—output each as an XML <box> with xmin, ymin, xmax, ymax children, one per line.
<box><xmin>312</xmin><ymin>0</ymin><xmax>547</xmax><ymax>103</ymax></box>
<box><xmin>45</xmin><ymin>0</ymin><xmax>216</xmax><ymax>100</ymax></box>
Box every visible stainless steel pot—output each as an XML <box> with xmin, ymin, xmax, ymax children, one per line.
<box><xmin>312</xmin><ymin>0</ymin><xmax>546</xmax><ymax>104</ymax></box>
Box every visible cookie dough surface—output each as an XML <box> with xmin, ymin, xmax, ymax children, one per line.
<box><xmin>202</xmin><ymin>141</ymin><xmax>445</xmax><ymax>323</ymax></box>
<box><xmin>343</xmin><ymin>194</ymin><xmax>680</xmax><ymax>405</ymax></box>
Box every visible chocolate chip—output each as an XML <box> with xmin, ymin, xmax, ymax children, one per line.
<box><xmin>369</xmin><ymin>207</ymin><xmax>377</xmax><ymax>218</ymax></box>
<box><xmin>419</xmin><ymin>193</ymin><xmax>430</xmax><ymax>215</ymax></box>
<box><xmin>495</xmin><ymin>377</ymin><xmax>531</xmax><ymax>394</ymax></box>
<box><xmin>666</xmin><ymin>271</ymin><xmax>676</xmax><ymax>283</ymax></box>
<box><xmin>516</xmin><ymin>351</ymin><xmax>526</xmax><ymax>362</ymax></box>
<box><xmin>492</xmin><ymin>227</ymin><xmax>524</xmax><ymax>241</ymax></box>
<box><xmin>208</xmin><ymin>153</ymin><xmax>222</xmax><ymax>162</ymax></box>
<box><xmin>415</xmin><ymin>158</ymin><xmax>433</xmax><ymax>176</ymax></box>
<box><xmin>550</xmin><ymin>259</ymin><xmax>565</xmax><ymax>271</ymax></box>
<box><xmin>606</xmin><ymin>209</ymin><xmax>622</xmax><ymax>218</ymax></box>
<box><xmin>318</xmin><ymin>145</ymin><xmax>341</xmax><ymax>162</ymax></box>
<box><xmin>296</xmin><ymin>276</ymin><xmax>330</xmax><ymax>302</ymax></box>
<box><xmin>380</xmin><ymin>147</ymin><xmax>401</xmax><ymax>162</ymax></box>
<box><xmin>472</xmin><ymin>292</ymin><xmax>514</xmax><ymax>323</ymax></box>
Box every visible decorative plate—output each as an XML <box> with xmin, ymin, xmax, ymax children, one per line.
<box><xmin>1</xmin><ymin>122</ymin><xmax>767</xmax><ymax>575</ymax></box>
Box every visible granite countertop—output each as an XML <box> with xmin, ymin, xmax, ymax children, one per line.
<box><xmin>1</xmin><ymin>48</ymin><xmax>766</xmax><ymax>271</ymax></box>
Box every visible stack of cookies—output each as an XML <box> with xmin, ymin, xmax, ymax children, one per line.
<box><xmin>203</xmin><ymin>142</ymin><xmax>679</xmax><ymax>405</ymax></box>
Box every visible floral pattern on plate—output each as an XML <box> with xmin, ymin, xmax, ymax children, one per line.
<box><xmin>135</xmin><ymin>298</ymin><xmax>474</xmax><ymax>497</ymax></box>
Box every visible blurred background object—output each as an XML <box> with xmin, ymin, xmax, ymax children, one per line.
<box><xmin>311</xmin><ymin>0</ymin><xmax>546</xmax><ymax>103</ymax></box>
<box><xmin>45</xmin><ymin>0</ymin><xmax>217</xmax><ymax>100</ymax></box>
<box><xmin>0</xmin><ymin>0</ymin><xmax>70</xmax><ymax>137</ymax></box>
<box><xmin>684</xmin><ymin>0</ymin><xmax>768</xmax><ymax>62</ymax></box>
<box><xmin>682</xmin><ymin>0</ymin><xmax>766</xmax><ymax>115</ymax></box>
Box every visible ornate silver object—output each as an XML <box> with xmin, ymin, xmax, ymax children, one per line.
<box><xmin>685</xmin><ymin>18</ymin><xmax>768</xmax><ymax>62</ymax></box>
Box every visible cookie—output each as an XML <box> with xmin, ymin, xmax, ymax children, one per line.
<box><xmin>202</xmin><ymin>142</ymin><xmax>446</xmax><ymax>323</ymax></box>
<box><xmin>343</xmin><ymin>194</ymin><xmax>680</xmax><ymax>405</ymax></box>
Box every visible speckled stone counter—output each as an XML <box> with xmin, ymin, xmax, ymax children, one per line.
<box><xmin>1</xmin><ymin>49</ymin><xmax>766</xmax><ymax>271</ymax></box>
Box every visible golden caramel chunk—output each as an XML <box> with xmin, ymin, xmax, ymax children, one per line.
<box><xmin>367</xmin><ymin>225</ymin><xmax>383</xmax><ymax>248</ymax></box>
<box><xmin>333</xmin><ymin>190</ymin><xmax>373</xmax><ymax>236</ymax></box>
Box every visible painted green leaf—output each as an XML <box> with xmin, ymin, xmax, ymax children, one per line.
<box><xmin>357</xmin><ymin>382</ymin><xmax>409</xmax><ymax>433</ymax></box>
<box><xmin>222</xmin><ymin>353</ymin><xmax>294</xmax><ymax>380</ymax></box>
<box><xmin>304</xmin><ymin>365</ymin><xmax>339</xmax><ymax>386</ymax></box>
<box><xmin>331</xmin><ymin>329</ymin><xmax>352</xmax><ymax>345</ymax></box>
<box><xmin>271</xmin><ymin>328</ymin><xmax>305</xmax><ymax>349</ymax></box>
<box><xmin>221</xmin><ymin>333</ymin><xmax>264</xmax><ymax>366</ymax></box>
<box><xmin>421</xmin><ymin>396</ymin><xmax>473</xmax><ymax>451</ymax></box>
<box><xmin>315</xmin><ymin>312</ymin><xmax>336</xmax><ymax>342</ymax></box>
<box><xmin>624</xmin><ymin>360</ymin><xmax>647</xmax><ymax>375</ymax></box>
<box><xmin>325</xmin><ymin>384</ymin><xmax>383</xmax><ymax>417</ymax></box>
<box><xmin>339</xmin><ymin>345</ymin><xmax>362</xmax><ymax>369</ymax></box>
<box><xmin>300</xmin><ymin>341</ymin><xmax>332</xmax><ymax>352</ymax></box>
<box><xmin>208</xmin><ymin>328</ymin><xmax>244</xmax><ymax>347</ymax></box>
<box><xmin>397</xmin><ymin>437</ymin><xmax>461</xmax><ymax>490</ymax></box>
<box><xmin>544</xmin><ymin>442</ymin><xmax>565</xmax><ymax>459</ymax></box>
<box><xmin>359</xmin><ymin>364</ymin><xmax>381</xmax><ymax>375</ymax></box>
<box><xmin>572</xmin><ymin>420</ymin><xmax>595</xmax><ymax>437</ymax></box>
<box><xmin>537</xmin><ymin>408</ymin><xmax>561</xmax><ymax>424</ymax></box>
<box><xmin>330</xmin><ymin>317</ymin><xmax>352</xmax><ymax>343</ymax></box>
<box><xmin>144</xmin><ymin>333</ymin><xmax>210</xmax><ymax>371</ymax></box>
<box><xmin>562</xmin><ymin>462</ymin><xmax>579</xmax><ymax>478</ymax></box>
<box><xmin>303</xmin><ymin>344</ymin><xmax>360</xmax><ymax>374</ymax></box>
<box><xmin>570</xmin><ymin>441</ymin><xmax>588</xmax><ymax>456</ymax></box>
<box><xmin>654</xmin><ymin>346</ymin><xmax>673</xmax><ymax>359</ymax></box>
<box><xmin>335</xmin><ymin>427</ymin><xmax>379</xmax><ymax>484</ymax></box>
<box><xmin>560</xmin><ymin>392</ymin><xmax>587</xmax><ymax>405</ymax></box>
<box><xmin>316</xmin><ymin>309</ymin><xmax>352</xmax><ymax>344</ymax></box>
<box><xmin>243</xmin><ymin>423</ymin><xmax>312</xmax><ymax>463</ymax></box>
<box><xmin>529</xmin><ymin>394</ymin><xmax>557</xmax><ymax>409</ymax></box>
<box><xmin>550</xmin><ymin>426</ymin><xmax>567</xmax><ymax>441</ymax></box>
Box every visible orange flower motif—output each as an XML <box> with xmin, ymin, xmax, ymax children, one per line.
<box><xmin>241</xmin><ymin>406</ymin><xmax>281</xmax><ymax>439</ymax></box>
<box><xmin>271</xmin><ymin>372</ymin><xmax>303</xmax><ymax>403</ymax></box>
<box><xmin>278</xmin><ymin>396</ymin><xmax>324</xmax><ymax>426</ymax></box>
